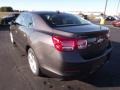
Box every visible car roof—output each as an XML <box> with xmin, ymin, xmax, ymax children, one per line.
<box><xmin>33</xmin><ymin>11</ymin><xmax>58</xmax><ymax>14</ymax></box>
<box><xmin>23</xmin><ymin>11</ymin><xmax>67</xmax><ymax>15</ymax></box>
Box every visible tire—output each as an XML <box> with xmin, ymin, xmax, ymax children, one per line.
<box><xmin>27</xmin><ymin>48</ymin><xmax>40</xmax><ymax>76</ymax></box>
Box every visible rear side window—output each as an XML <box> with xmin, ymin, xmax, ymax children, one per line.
<box><xmin>24</xmin><ymin>14</ymin><xmax>33</xmax><ymax>28</ymax></box>
<box><xmin>15</xmin><ymin>14</ymin><xmax>24</xmax><ymax>25</ymax></box>
<box><xmin>16</xmin><ymin>13</ymin><xmax>33</xmax><ymax>28</ymax></box>
<box><xmin>40</xmin><ymin>13</ymin><xmax>91</xmax><ymax>27</ymax></box>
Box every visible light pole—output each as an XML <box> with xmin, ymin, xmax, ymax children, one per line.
<box><xmin>100</xmin><ymin>0</ymin><xmax>108</xmax><ymax>25</ymax></box>
<box><xmin>116</xmin><ymin>0</ymin><xmax>120</xmax><ymax>15</ymax></box>
<box><xmin>104</xmin><ymin>0</ymin><xmax>108</xmax><ymax>16</ymax></box>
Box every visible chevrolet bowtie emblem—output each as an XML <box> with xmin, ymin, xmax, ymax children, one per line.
<box><xmin>97</xmin><ymin>38</ymin><xmax>104</xmax><ymax>43</ymax></box>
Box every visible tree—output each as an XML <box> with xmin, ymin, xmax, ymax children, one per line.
<box><xmin>0</xmin><ymin>7</ymin><xmax>13</xmax><ymax>12</ymax></box>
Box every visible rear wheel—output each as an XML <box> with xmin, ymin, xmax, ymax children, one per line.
<box><xmin>27</xmin><ymin>48</ymin><xmax>40</xmax><ymax>76</ymax></box>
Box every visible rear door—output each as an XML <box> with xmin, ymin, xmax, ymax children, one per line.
<box><xmin>10</xmin><ymin>14</ymin><xmax>23</xmax><ymax>45</ymax></box>
<box><xmin>17</xmin><ymin>13</ymin><xmax>33</xmax><ymax>50</ymax></box>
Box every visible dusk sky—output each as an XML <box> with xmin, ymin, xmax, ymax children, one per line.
<box><xmin>0</xmin><ymin>0</ymin><xmax>119</xmax><ymax>14</ymax></box>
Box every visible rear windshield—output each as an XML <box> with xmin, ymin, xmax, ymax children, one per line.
<box><xmin>40</xmin><ymin>13</ymin><xmax>91</xmax><ymax>27</ymax></box>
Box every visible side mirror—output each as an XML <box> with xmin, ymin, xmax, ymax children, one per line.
<box><xmin>9</xmin><ymin>20</ymin><xmax>15</xmax><ymax>25</ymax></box>
<box><xmin>8</xmin><ymin>21</ymin><xmax>13</xmax><ymax>25</ymax></box>
<box><xmin>11</xmin><ymin>21</ymin><xmax>20</xmax><ymax>26</ymax></box>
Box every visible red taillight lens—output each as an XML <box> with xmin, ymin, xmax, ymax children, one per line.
<box><xmin>52</xmin><ymin>36</ymin><xmax>87</xmax><ymax>51</ymax></box>
<box><xmin>52</xmin><ymin>36</ymin><xmax>76</xmax><ymax>51</ymax></box>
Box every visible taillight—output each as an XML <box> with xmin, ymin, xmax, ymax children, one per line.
<box><xmin>77</xmin><ymin>39</ymin><xmax>87</xmax><ymax>49</ymax></box>
<box><xmin>52</xmin><ymin>36</ymin><xmax>87</xmax><ymax>51</ymax></box>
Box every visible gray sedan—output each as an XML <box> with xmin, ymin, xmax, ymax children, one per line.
<box><xmin>10</xmin><ymin>11</ymin><xmax>112</xmax><ymax>78</ymax></box>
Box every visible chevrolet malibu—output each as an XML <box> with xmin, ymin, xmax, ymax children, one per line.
<box><xmin>10</xmin><ymin>11</ymin><xmax>112</xmax><ymax>78</ymax></box>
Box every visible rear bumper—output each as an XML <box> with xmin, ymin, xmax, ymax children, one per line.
<box><xmin>41</xmin><ymin>47</ymin><xmax>112</xmax><ymax>78</ymax></box>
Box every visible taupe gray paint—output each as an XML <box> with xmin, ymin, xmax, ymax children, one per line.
<box><xmin>10</xmin><ymin>12</ymin><xmax>112</xmax><ymax>78</ymax></box>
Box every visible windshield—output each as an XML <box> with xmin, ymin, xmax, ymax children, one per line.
<box><xmin>40</xmin><ymin>13</ymin><xmax>91</xmax><ymax>27</ymax></box>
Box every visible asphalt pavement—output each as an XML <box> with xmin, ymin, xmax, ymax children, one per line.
<box><xmin>0</xmin><ymin>25</ymin><xmax>120</xmax><ymax>90</ymax></box>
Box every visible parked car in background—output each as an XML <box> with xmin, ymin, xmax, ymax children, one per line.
<box><xmin>1</xmin><ymin>13</ymin><xmax>19</xmax><ymax>25</ymax></box>
<box><xmin>112</xmin><ymin>20</ymin><xmax>120</xmax><ymax>27</ymax></box>
<box><xmin>81</xmin><ymin>14</ymin><xmax>89</xmax><ymax>20</ymax></box>
<box><xmin>10</xmin><ymin>11</ymin><xmax>112</xmax><ymax>78</ymax></box>
<box><xmin>106</xmin><ymin>16</ymin><xmax>120</xmax><ymax>21</ymax></box>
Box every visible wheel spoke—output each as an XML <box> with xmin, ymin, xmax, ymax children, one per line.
<box><xmin>28</xmin><ymin>52</ymin><xmax>37</xmax><ymax>74</ymax></box>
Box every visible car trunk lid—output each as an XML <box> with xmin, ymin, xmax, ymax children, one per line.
<box><xmin>53</xmin><ymin>24</ymin><xmax>110</xmax><ymax>60</ymax></box>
